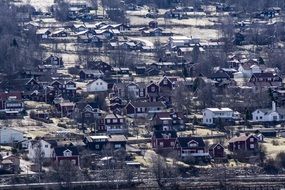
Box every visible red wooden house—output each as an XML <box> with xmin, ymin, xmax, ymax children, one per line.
<box><xmin>53</xmin><ymin>146</ymin><xmax>80</xmax><ymax>166</ymax></box>
<box><xmin>209</xmin><ymin>143</ymin><xmax>225</xmax><ymax>158</ymax></box>
<box><xmin>228</xmin><ymin>134</ymin><xmax>258</xmax><ymax>152</ymax></box>
<box><xmin>175</xmin><ymin>137</ymin><xmax>208</xmax><ymax>158</ymax></box>
<box><xmin>152</xmin><ymin>131</ymin><xmax>177</xmax><ymax>150</ymax></box>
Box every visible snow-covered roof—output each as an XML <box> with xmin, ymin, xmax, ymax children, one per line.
<box><xmin>206</xmin><ymin>108</ymin><xmax>233</xmax><ymax>112</ymax></box>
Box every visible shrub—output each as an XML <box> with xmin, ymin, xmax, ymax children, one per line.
<box><xmin>263</xmin><ymin>159</ymin><xmax>279</xmax><ymax>174</ymax></box>
<box><xmin>272</xmin><ymin>140</ymin><xmax>280</xmax><ymax>146</ymax></box>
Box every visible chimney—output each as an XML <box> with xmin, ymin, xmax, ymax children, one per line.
<box><xmin>272</xmin><ymin>101</ymin><xmax>276</xmax><ymax>112</ymax></box>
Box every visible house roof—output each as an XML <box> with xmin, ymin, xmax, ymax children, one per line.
<box><xmin>87</xmin><ymin>78</ymin><xmax>107</xmax><ymax>86</ymax></box>
<box><xmin>90</xmin><ymin>135</ymin><xmax>109</xmax><ymax>140</ymax></box>
<box><xmin>154</xmin><ymin>111</ymin><xmax>183</xmax><ymax>120</ymax></box>
<box><xmin>209</xmin><ymin>143</ymin><xmax>224</xmax><ymax>150</ymax></box>
<box><xmin>54</xmin><ymin>146</ymin><xmax>79</xmax><ymax>156</ymax></box>
<box><xmin>205</xmin><ymin>108</ymin><xmax>233</xmax><ymax>112</ymax></box>
<box><xmin>228</xmin><ymin>134</ymin><xmax>255</xmax><ymax>143</ymax></box>
<box><xmin>80</xmin><ymin>69</ymin><xmax>103</xmax><ymax>75</ymax></box>
<box><xmin>153</xmin><ymin>131</ymin><xmax>177</xmax><ymax>138</ymax></box>
<box><xmin>211</xmin><ymin>71</ymin><xmax>231</xmax><ymax>79</ymax></box>
<box><xmin>252</xmin><ymin>73</ymin><xmax>279</xmax><ymax>78</ymax></box>
<box><xmin>45</xmin><ymin>140</ymin><xmax>58</xmax><ymax>148</ymax></box>
<box><xmin>105</xmin><ymin>113</ymin><xmax>124</xmax><ymax>119</ymax></box>
<box><xmin>108</xmin><ymin>135</ymin><xmax>127</xmax><ymax>142</ymax></box>
<box><xmin>129</xmin><ymin>101</ymin><xmax>165</xmax><ymax>108</ymax></box>
<box><xmin>0</xmin><ymin>91</ymin><xmax>22</xmax><ymax>100</ymax></box>
<box><xmin>176</xmin><ymin>137</ymin><xmax>205</xmax><ymax>148</ymax></box>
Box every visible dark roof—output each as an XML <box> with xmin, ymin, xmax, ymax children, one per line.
<box><xmin>211</xmin><ymin>71</ymin><xmax>231</xmax><ymax>79</ymax></box>
<box><xmin>129</xmin><ymin>101</ymin><xmax>165</xmax><ymax>108</ymax></box>
<box><xmin>228</xmin><ymin>134</ymin><xmax>256</xmax><ymax>143</ymax></box>
<box><xmin>45</xmin><ymin>140</ymin><xmax>58</xmax><ymax>148</ymax></box>
<box><xmin>153</xmin><ymin>131</ymin><xmax>177</xmax><ymax>138</ymax></box>
<box><xmin>176</xmin><ymin>137</ymin><xmax>205</xmax><ymax>148</ymax></box>
<box><xmin>0</xmin><ymin>91</ymin><xmax>22</xmax><ymax>100</ymax></box>
<box><xmin>252</xmin><ymin>73</ymin><xmax>278</xmax><ymax>78</ymax></box>
<box><xmin>54</xmin><ymin>146</ymin><xmax>79</xmax><ymax>156</ymax></box>
<box><xmin>154</xmin><ymin>112</ymin><xmax>184</xmax><ymax>119</ymax></box>
<box><xmin>80</xmin><ymin>69</ymin><xmax>103</xmax><ymax>75</ymax></box>
<box><xmin>209</xmin><ymin>143</ymin><xmax>224</xmax><ymax>150</ymax></box>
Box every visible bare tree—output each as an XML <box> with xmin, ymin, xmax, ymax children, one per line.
<box><xmin>34</xmin><ymin>142</ymin><xmax>45</xmax><ymax>182</ymax></box>
<box><xmin>52</xmin><ymin>160</ymin><xmax>82</xmax><ymax>189</ymax></box>
<box><xmin>53</xmin><ymin>0</ymin><xmax>70</xmax><ymax>21</ymax></box>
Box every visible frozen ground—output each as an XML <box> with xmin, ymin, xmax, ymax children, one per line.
<box><xmin>19</xmin><ymin>0</ymin><xmax>54</xmax><ymax>11</ymax></box>
<box><xmin>20</xmin><ymin>0</ymin><xmax>89</xmax><ymax>11</ymax></box>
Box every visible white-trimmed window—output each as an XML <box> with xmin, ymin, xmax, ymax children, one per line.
<box><xmin>250</xmin><ymin>144</ymin><xmax>255</xmax><ymax>149</ymax></box>
<box><xmin>189</xmin><ymin>143</ymin><xmax>197</xmax><ymax>147</ymax></box>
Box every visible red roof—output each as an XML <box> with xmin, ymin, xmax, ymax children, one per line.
<box><xmin>0</xmin><ymin>92</ymin><xmax>22</xmax><ymax>100</ymax></box>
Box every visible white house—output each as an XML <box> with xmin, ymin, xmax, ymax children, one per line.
<box><xmin>252</xmin><ymin>101</ymin><xmax>285</xmax><ymax>122</ymax></box>
<box><xmin>234</xmin><ymin>64</ymin><xmax>262</xmax><ymax>79</ymax></box>
<box><xmin>126</xmin><ymin>83</ymin><xmax>140</xmax><ymax>99</ymax></box>
<box><xmin>0</xmin><ymin>127</ymin><xmax>25</xmax><ymax>144</ymax></box>
<box><xmin>86</xmin><ymin>79</ymin><xmax>108</xmax><ymax>92</ymax></box>
<box><xmin>202</xmin><ymin>108</ymin><xmax>235</xmax><ymax>125</ymax></box>
<box><xmin>169</xmin><ymin>36</ymin><xmax>200</xmax><ymax>48</ymax></box>
<box><xmin>27</xmin><ymin>139</ymin><xmax>57</xmax><ymax>161</ymax></box>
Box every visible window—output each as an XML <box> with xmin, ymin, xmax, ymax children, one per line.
<box><xmin>198</xmin><ymin>150</ymin><xmax>204</xmax><ymax>153</ymax></box>
<box><xmin>95</xmin><ymin>145</ymin><xmax>100</xmax><ymax>149</ymax></box>
<box><xmin>63</xmin><ymin>150</ymin><xmax>72</xmax><ymax>157</ymax></box>
<box><xmin>163</xmin><ymin>120</ymin><xmax>169</xmax><ymax>124</ymax></box>
<box><xmin>159</xmin><ymin>142</ymin><xmax>164</xmax><ymax>147</ymax></box>
<box><xmin>250</xmin><ymin>138</ymin><xmax>254</xmax><ymax>142</ymax></box>
<box><xmin>100</xmin><ymin>82</ymin><xmax>102</xmax><ymax>85</ymax></box>
<box><xmin>189</xmin><ymin>143</ymin><xmax>197</xmax><ymax>147</ymax></box>
<box><xmin>250</xmin><ymin>144</ymin><xmax>255</xmax><ymax>149</ymax></box>
<box><xmin>45</xmin><ymin>145</ymin><xmax>49</xmax><ymax>148</ymax></box>
<box><xmin>113</xmin><ymin>119</ymin><xmax>118</xmax><ymax>123</ymax></box>
<box><xmin>256</xmin><ymin>116</ymin><xmax>258</xmax><ymax>120</ymax></box>
<box><xmin>260</xmin><ymin>116</ymin><xmax>263</xmax><ymax>119</ymax></box>
<box><xmin>163</xmin><ymin>79</ymin><xmax>168</xmax><ymax>85</ymax></box>
<box><xmin>120</xmin><ymin>119</ymin><xmax>124</xmax><ymax>123</ymax></box>
<box><xmin>106</xmin><ymin>119</ymin><xmax>111</xmax><ymax>123</ymax></box>
<box><xmin>151</xmin><ymin>86</ymin><xmax>155</xmax><ymax>92</ymax></box>
<box><xmin>114</xmin><ymin>144</ymin><xmax>121</xmax><ymax>149</ymax></box>
<box><xmin>170</xmin><ymin>142</ymin><xmax>175</xmax><ymax>146</ymax></box>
